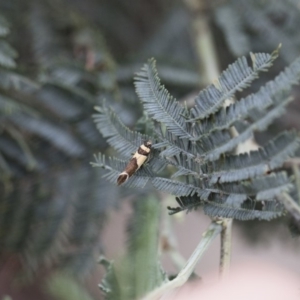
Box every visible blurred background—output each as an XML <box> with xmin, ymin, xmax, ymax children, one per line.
<box><xmin>0</xmin><ymin>0</ymin><xmax>300</xmax><ymax>299</ymax></box>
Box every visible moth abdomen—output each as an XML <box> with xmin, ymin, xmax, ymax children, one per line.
<box><xmin>117</xmin><ymin>140</ymin><xmax>152</xmax><ymax>185</ymax></box>
<box><xmin>117</xmin><ymin>172</ymin><xmax>129</xmax><ymax>186</ymax></box>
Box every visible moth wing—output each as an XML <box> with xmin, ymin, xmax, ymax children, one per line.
<box><xmin>135</xmin><ymin>155</ymin><xmax>148</xmax><ymax>169</ymax></box>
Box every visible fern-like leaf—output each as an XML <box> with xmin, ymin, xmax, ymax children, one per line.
<box><xmin>0</xmin><ymin>70</ymin><xmax>39</xmax><ymax>92</ymax></box>
<box><xmin>203</xmin><ymin>196</ymin><xmax>283</xmax><ymax>220</ymax></box>
<box><xmin>153</xmin><ymin>128</ymin><xmax>199</xmax><ymax>158</ymax></box>
<box><xmin>169</xmin><ymin>194</ymin><xmax>284</xmax><ymax>221</ymax></box>
<box><xmin>214</xmin><ymin>5</ymin><xmax>250</xmax><ymax>56</ymax></box>
<box><xmin>211</xmin><ymin>172</ymin><xmax>292</xmax><ymax>200</ymax></box>
<box><xmin>189</xmin><ymin>48</ymin><xmax>280</xmax><ymax>121</ymax></box>
<box><xmin>197</xmin><ymin>55</ymin><xmax>300</xmax><ymax>135</ymax></box>
<box><xmin>196</xmin><ymin>91</ymin><xmax>273</xmax><ymax>136</ymax></box>
<box><xmin>0</xmin><ymin>15</ymin><xmax>9</xmax><ymax>37</ymax></box>
<box><xmin>10</xmin><ymin>113</ymin><xmax>86</xmax><ymax>157</ymax></box>
<box><xmin>93</xmin><ymin>102</ymin><xmax>165</xmax><ymax>172</ymax></box>
<box><xmin>207</xmin><ymin>131</ymin><xmax>300</xmax><ymax>184</ymax></box>
<box><xmin>151</xmin><ymin>177</ymin><xmax>202</xmax><ymax>197</ymax></box>
<box><xmin>93</xmin><ymin>103</ymin><xmax>151</xmax><ymax>158</ymax></box>
<box><xmin>0</xmin><ymin>40</ymin><xmax>17</xmax><ymax>69</ymax></box>
<box><xmin>156</xmin><ymin>92</ymin><xmax>292</xmax><ymax>162</ymax></box>
<box><xmin>201</xmin><ymin>94</ymin><xmax>292</xmax><ymax>162</ymax></box>
<box><xmin>134</xmin><ymin>58</ymin><xmax>193</xmax><ymax>139</ymax></box>
<box><xmin>0</xmin><ymin>94</ymin><xmax>38</xmax><ymax>116</ymax></box>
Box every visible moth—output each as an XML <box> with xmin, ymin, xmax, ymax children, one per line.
<box><xmin>117</xmin><ymin>140</ymin><xmax>152</xmax><ymax>185</ymax></box>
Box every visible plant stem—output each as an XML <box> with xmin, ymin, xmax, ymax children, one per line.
<box><xmin>292</xmin><ymin>164</ymin><xmax>300</xmax><ymax>205</ymax></box>
<box><xmin>184</xmin><ymin>1</ymin><xmax>236</xmax><ymax>279</ymax></box>
<box><xmin>184</xmin><ymin>0</ymin><xmax>219</xmax><ymax>86</ymax></box>
<box><xmin>192</xmin><ymin>16</ymin><xmax>220</xmax><ymax>85</ymax></box>
<box><xmin>279</xmin><ymin>192</ymin><xmax>300</xmax><ymax>225</ymax></box>
<box><xmin>219</xmin><ymin>218</ymin><xmax>233</xmax><ymax>278</ymax></box>
<box><xmin>142</xmin><ymin>221</ymin><xmax>222</xmax><ymax>300</ymax></box>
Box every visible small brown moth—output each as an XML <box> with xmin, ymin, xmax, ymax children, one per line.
<box><xmin>117</xmin><ymin>141</ymin><xmax>152</xmax><ymax>185</ymax></box>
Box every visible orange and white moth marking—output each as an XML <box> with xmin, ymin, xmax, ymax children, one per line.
<box><xmin>117</xmin><ymin>141</ymin><xmax>152</xmax><ymax>185</ymax></box>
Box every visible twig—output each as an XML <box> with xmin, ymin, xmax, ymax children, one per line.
<box><xmin>184</xmin><ymin>0</ymin><xmax>219</xmax><ymax>86</ymax></box>
<box><xmin>279</xmin><ymin>192</ymin><xmax>300</xmax><ymax>225</ymax></box>
<box><xmin>219</xmin><ymin>218</ymin><xmax>233</xmax><ymax>278</ymax></box>
<box><xmin>142</xmin><ymin>221</ymin><xmax>222</xmax><ymax>300</ymax></box>
<box><xmin>292</xmin><ymin>164</ymin><xmax>300</xmax><ymax>205</ymax></box>
<box><xmin>184</xmin><ymin>1</ymin><xmax>236</xmax><ymax>279</ymax></box>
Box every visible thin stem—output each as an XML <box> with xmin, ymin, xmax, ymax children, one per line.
<box><xmin>219</xmin><ymin>218</ymin><xmax>233</xmax><ymax>278</ymax></box>
<box><xmin>184</xmin><ymin>1</ymin><xmax>236</xmax><ymax>280</ymax></box>
<box><xmin>142</xmin><ymin>221</ymin><xmax>222</xmax><ymax>300</ymax></box>
<box><xmin>279</xmin><ymin>192</ymin><xmax>300</xmax><ymax>225</ymax></box>
<box><xmin>184</xmin><ymin>0</ymin><xmax>219</xmax><ymax>86</ymax></box>
<box><xmin>193</xmin><ymin>16</ymin><xmax>220</xmax><ymax>85</ymax></box>
<box><xmin>292</xmin><ymin>164</ymin><xmax>300</xmax><ymax>205</ymax></box>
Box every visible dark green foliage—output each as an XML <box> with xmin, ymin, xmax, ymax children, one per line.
<box><xmin>168</xmin><ymin>194</ymin><xmax>284</xmax><ymax>221</ymax></box>
<box><xmin>93</xmin><ymin>103</ymin><xmax>166</xmax><ymax>172</ymax></box>
<box><xmin>1</xmin><ymin>0</ymin><xmax>300</xmax><ymax>286</ymax></box>
<box><xmin>206</xmin><ymin>131</ymin><xmax>300</xmax><ymax>184</ymax></box>
<box><xmin>93</xmin><ymin>103</ymin><xmax>149</xmax><ymax>158</ymax></box>
<box><xmin>135</xmin><ymin>58</ymin><xmax>193</xmax><ymax>139</ymax></box>
<box><xmin>46</xmin><ymin>273</ymin><xmax>94</xmax><ymax>300</ymax></box>
<box><xmin>94</xmin><ymin>49</ymin><xmax>300</xmax><ymax>221</ymax></box>
<box><xmin>189</xmin><ymin>49</ymin><xmax>279</xmax><ymax>121</ymax></box>
<box><xmin>215</xmin><ymin>0</ymin><xmax>300</xmax><ymax>63</ymax></box>
<box><xmin>0</xmin><ymin>11</ymin><xmax>118</xmax><ymax>277</ymax></box>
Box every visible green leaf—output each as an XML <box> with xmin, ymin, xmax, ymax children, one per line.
<box><xmin>11</xmin><ymin>113</ymin><xmax>86</xmax><ymax>157</ymax></box>
<box><xmin>0</xmin><ymin>40</ymin><xmax>17</xmax><ymax>69</ymax></box>
<box><xmin>212</xmin><ymin>172</ymin><xmax>292</xmax><ymax>199</ymax></box>
<box><xmin>93</xmin><ymin>102</ymin><xmax>150</xmax><ymax>158</ymax></box>
<box><xmin>189</xmin><ymin>48</ymin><xmax>279</xmax><ymax>121</ymax></box>
<box><xmin>169</xmin><ymin>194</ymin><xmax>284</xmax><ymax>221</ymax></box>
<box><xmin>202</xmin><ymin>94</ymin><xmax>293</xmax><ymax>161</ymax></box>
<box><xmin>135</xmin><ymin>58</ymin><xmax>193</xmax><ymax>139</ymax></box>
<box><xmin>203</xmin><ymin>196</ymin><xmax>283</xmax><ymax>220</ymax></box>
<box><xmin>0</xmin><ymin>70</ymin><xmax>39</xmax><ymax>91</ymax></box>
<box><xmin>0</xmin><ymin>15</ymin><xmax>10</xmax><ymax>37</ymax></box>
<box><xmin>215</xmin><ymin>5</ymin><xmax>250</xmax><ymax>56</ymax></box>
<box><xmin>207</xmin><ymin>131</ymin><xmax>300</xmax><ymax>184</ymax></box>
<box><xmin>93</xmin><ymin>102</ymin><xmax>166</xmax><ymax>172</ymax></box>
<box><xmin>92</xmin><ymin>153</ymin><xmax>152</xmax><ymax>189</ymax></box>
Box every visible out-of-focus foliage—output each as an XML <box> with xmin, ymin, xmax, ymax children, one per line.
<box><xmin>46</xmin><ymin>273</ymin><xmax>94</xmax><ymax>300</ymax></box>
<box><xmin>99</xmin><ymin>195</ymin><xmax>166</xmax><ymax>300</ymax></box>
<box><xmin>0</xmin><ymin>0</ymin><xmax>202</xmax><ymax>286</ymax></box>
<box><xmin>0</xmin><ymin>7</ymin><xmax>117</xmax><ymax>278</ymax></box>
<box><xmin>215</xmin><ymin>0</ymin><xmax>300</xmax><ymax>63</ymax></box>
<box><xmin>1</xmin><ymin>0</ymin><xmax>300</xmax><ymax>297</ymax></box>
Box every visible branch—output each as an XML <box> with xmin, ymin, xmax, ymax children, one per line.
<box><xmin>219</xmin><ymin>218</ymin><xmax>233</xmax><ymax>278</ymax></box>
<box><xmin>279</xmin><ymin>192</ymin><xmax>300</xmax><ymax>226</ymax></box>
<box><xmin>142</xmin><ymin>221</ymin><xmax>222</xmax><ymax>300</ymax></box>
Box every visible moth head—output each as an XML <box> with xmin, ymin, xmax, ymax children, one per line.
<box><xmin>143</xmin><ymin>140</ymin><xmax>152</xmax><ymax>149</ymax></box>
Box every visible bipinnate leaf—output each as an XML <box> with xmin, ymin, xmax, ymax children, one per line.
<box><xmin>189</xmin><ymin>48</ymin><xmax>280</xmax><ymax>121</ymax></box>
<box><xmin>93</xmin><ymin>49</ymin><xmax>300</xmax><ymax>222</ymax></box>
<box><xmin>135</xmin><ymin>58</ymin><xmax>193</xmax><ymax>140</ymax></box>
